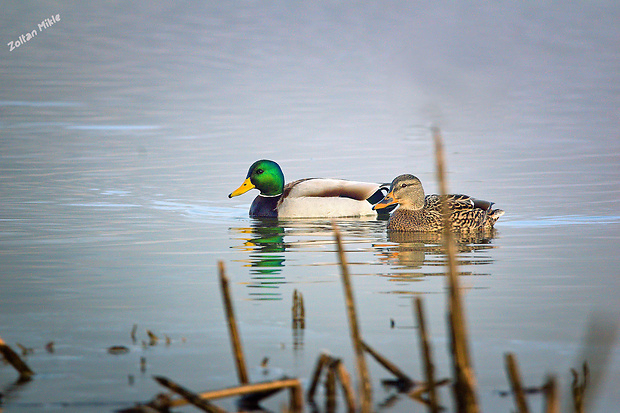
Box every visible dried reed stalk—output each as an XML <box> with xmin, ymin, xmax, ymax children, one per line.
<box><xmin>307</xmin><ymin>353</ymin><xmax>331</xmax><ymax>400</ymax></box>
<box><xmin>289</xmin><ymin>381</ymin><xmax>304</xmax><ymax>413</ymax></box>
<box><xmin>433</xmin><ymin>127</ymin><xmax>479</xmax><ymax>413</ymax></box>
<box><xmin>571</xmin><ymin>362</ymin><xmax>588</xmax><ymax>413</ymax></box>
<box><xmin>292</xmin><ymin>289</ymin><xmax>305</xmax><ymax>329</ymax></box>
<box><xmin>0</xmin><ymin>335</ymin><xmax>34</xmax><ymax>381</ymax></box>
<box><xmin>543</xmin><ymin>375</ymin><xmax>559</xmax><ymax>413</ymax></box>
<box><xmin>326</xmin><ymin>363</ymin><xmax>337</xmax><ymax>412</ymax></box>
<box><xmin>333</xmin><ymin>223</ymin><xmax>373</xmax><ymax>413</ymax></box>
<box><xmin>168</xmin><ymin>378</ymin><xmax>304</xmax><ymax>411</ymax></box>
<box><xmin>414</xmin><ymin>297</ymin><xmax>440</xmax><ymax>412</ymax></box>
<box><xmin>154</xmin><ymin>375</ymin><xmax>227</xmax><ymax>413</ymax></box>
<box><xmin>333</xmin><ymin>359</ymin><xmax>357</xmax><ymax>413</ymax></box>
<box><xmin>361</xmin><ymin>340</ymin><xmax>413</xmax><ymax>385</ymax></box>
<box><xmin>504</xmin><ymin>353</ymin><xmax>530</xmax><ymax>413</ymax></box>
<box><xmin>307</xmin><ymin>353</ymin><xmax>356</xmax><ymax>413</ymax></box>
<box><xmin>218</xmin><ymin>260</ymin><xmax>249</xmax><ymax>384</ymax></box>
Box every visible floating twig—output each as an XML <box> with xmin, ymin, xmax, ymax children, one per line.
<box><xmin>218</xmin><ymin>260</ymin><xmax>249</xmax><ymax>384</ymax></box>
<box><xmin>131</xmin><ymin>324</ymin><xmax>138</xmax><ymax>344</ymax></box>
<box><xmin>107</xmin><ymin>345</ymin><xmax>130</xmax><ymax>355</ymax></box>
<box><xmin>433</xmin><ymin>127</ymin><xmax>480</xmax><ymax>413</ymax></box>
<box><xmin>333</xmin><ymin>223</ymin><xmax>372</xmax><ymax>413</ymax></box>
<box><xmin>504</xmin><ymin>353</ymin><xmax>530</xmax><ymax>413</ymax></box>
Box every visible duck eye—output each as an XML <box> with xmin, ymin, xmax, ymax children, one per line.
<box><xmin>255</xmin><ymin>169</ymin><xmax>264</xmax><ymax>175</ymax></box>
<box><xmin>401</xmin><ymin>183</ymin><xmax>408</xmax><ymax>188</ymax></box>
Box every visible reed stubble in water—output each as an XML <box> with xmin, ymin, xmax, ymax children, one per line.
<box><xmin>307</xmin><ymin>352</ymin><xmax>356</xmax><ymax>413</ymax></box>
<box><xmin>333</xmin><ymin>223</ymin><xmax>373</xmax><ymax>413</ymax></box>
<box><xmin>504</xmin><ymin>352</ymin><xmax>531</xmax><ymax>413</ymax></box>
<box><xmin>414</xmin><ymin>296</ymin><xmax>440</xmax><ymax>412</ymax></box>
<box><xmin>433</xmin><ymin>127</ymin><xmax>480</xmax><ymax>413</ymax></box>
<box><xmin>218</xmin><ymin>260</ymin><xmax>249</xmax><ymax>385</ymax></box>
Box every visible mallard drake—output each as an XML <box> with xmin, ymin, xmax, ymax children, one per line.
<box><xmin>228</xmin><ymin>159</ymin><xmax>393</xmax><ymax>218</ymax></box>
<box><xmin>373</xmin><ymin>174</ymin><xmax>504</xmax><ymax>231</ymax></box>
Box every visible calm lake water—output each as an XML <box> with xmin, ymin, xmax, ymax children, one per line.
<box><xmin>1</xmin><ymin>2</ymin><xmax>619</xmax><ymax>412</ymax></box>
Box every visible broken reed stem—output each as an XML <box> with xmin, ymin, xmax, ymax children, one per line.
<box><xmin>361</xmin><ymin>340</ymin><xmax>413</xmax><ymax>385</ymax></box>
<box><xmin>292</xmin><ymin>289</ymin><xmax>305</xmax><ymax>329</ymax></box>
<box><xmin>154</xmin><ymin>375</ymin><xmax>227</xmax><ymax>413</ymax></box>
<box><xmin>543</xmin><ymin>375</ymin><xmax>559</xmax><ymax>413</ymax></box>
<box><xmin>307</xmin><ymin>353</ymin><xmax>331</xmax><ymax>400</ymax></box>
<box><xmin>433</xmin><ymin>127</ymin><xmax>479</xmax><ymax>413</ymax></box>
<box><xmin>307</xmin><ymin>353</ymin><xmax>356</xmax><ymax>413</ymax></box>
<box><xmin>326</xmin><ymin>363</ymin><xmax>337</xmax><ymax>412</ymax></box>
<box><xmin>168</xmin><ymin>378</ymin><xmax>304</xmax><ymax>410</ymax></box>
<box><xmin>571</xmin><ymin>363</ymin><xmax>588</xmax><ymax>413</ymax></box>
<box><xmin>289</xmin><ymin>381</ymin><xmax>305</xmax><ymax>413</ymax></box>
<box><xmin>0</xmin><ymin>335</ymin><xmax>34</xmax><ymax>381</ymax></box>
<box><xmin>334</xmin><ymin>359</ymin><xmax>357</xmax><ymax>413</ymax></box>
<box><xmin>333</xmin><ymin>222</ymin><xmax>373</xmax><ymax>413</ymax></box>
<box><xmin>504</xmin><ymin>353</ymin><xmax>530</xmax><ymax>413</ymax></box>
<box><xmin>414</xmin><ymin>297</ymin><xmax>440</xmax><ymax>413</ymax></box>
<box><xmin>409</xmin><ymin>378</ymin><xmax>450</xmax><ymax>399</ymax></box>
<box><xmin>218</xmin><ymin>260</ymin><xmax>249</xmax><ymax>385</ymax></box>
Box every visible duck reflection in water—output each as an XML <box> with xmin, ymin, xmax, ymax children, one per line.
<box><xmin>375</xmin><ymin>230</ymin><xmax>499</xmax><ymax>280</ymax></box>
<box><xmin>230</xmin><ymin>218</ymin><xmax>287</xmax><ymax>300</ymax></box>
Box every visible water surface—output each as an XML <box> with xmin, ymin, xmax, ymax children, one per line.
<box><xmin>1</xmin><ymin>2</ymin><xmax>619</xmax><ymax>412</ymax></box>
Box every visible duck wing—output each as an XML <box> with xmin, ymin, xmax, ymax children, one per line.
<box><xmin>424</xmin><ymin>194</ymin><xmax>475</xmax><ymax>211</ymax></box>
<box><xmin>425</xmin><ymin>194</ymin><xmax>503</xmax><ymax>229</ymax></box>
<box><xmin>283</xmin><ymin>178</ymin><xmax>384</xmax><ymax>201</ymax></box>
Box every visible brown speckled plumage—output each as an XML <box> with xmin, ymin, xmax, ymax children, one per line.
<box><xmin>373</xmin><ymin>174</ymin><xmax>504</xmax><ymax>232</ymax></box>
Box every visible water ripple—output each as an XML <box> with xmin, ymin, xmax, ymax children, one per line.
<box><xmin>502</xmin><ymin>215</ymin><xmax>620</xmax><ymax>228</ymax></box>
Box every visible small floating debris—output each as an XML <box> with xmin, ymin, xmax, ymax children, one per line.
<box><xmin>146</xmin><ymin>330</ymin><xmax>159</xmax><ymax>346</ymax></box>
<box><xmin>45</xmin><ymin>341</ymin><xmax>55</xmax><ymax>353</ymax></box>
<box><xmin>16</xmin><ymin>342</ymin><xmax>34</xmax><ymax>356</ymax></box>
<box><xmin>107</xmin><ymin>345</ymin><xmax>130</xmax><ymax>355</ymax></box>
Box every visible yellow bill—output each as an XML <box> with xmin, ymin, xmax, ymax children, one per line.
<box><xmin>229</xmin><ymin>177</ymin><xmax>255</xmax><ymax>198</ymax></box>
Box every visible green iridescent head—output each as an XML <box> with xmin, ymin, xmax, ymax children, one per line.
<box><xmin>229</xmin><ymin>160</ymin><xmax>285</xmax><ymax>198</ymax></box>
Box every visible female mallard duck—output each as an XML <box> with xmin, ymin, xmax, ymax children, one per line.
<box><xmin>373</xmin><ymin>174</ymin><xmax>504</xmax><ymax>231</ymax></box>
<box><xmin>229</xmin><ymin>160</ymin><xmax>393</xmax><ymax>218</ymax></box>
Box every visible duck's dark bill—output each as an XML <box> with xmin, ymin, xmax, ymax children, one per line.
<box><xmin>229</xmin><ymin>177</ymin><xmax>255</xmax><ymax>198</ymax></box>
